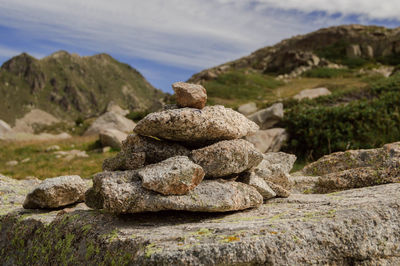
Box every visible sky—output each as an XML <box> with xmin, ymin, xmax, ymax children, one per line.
<box><xmin>0</xmin><ymin>0</ymin><xmax>399</xmax><ymax>93</ymax></box>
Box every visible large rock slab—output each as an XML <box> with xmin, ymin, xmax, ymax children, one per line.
<box><xmin>23</xmin><ymin>175</ymin><xmax>87</xmax><ymax>209</ymax></box>
<box><xmin>85</xmin><ymin>170</ymin><xmax>262</xmax><ymax>213</ymax></box>
<box><xmin>172</xmin><ymin>82</ymin><xmax>207</xmax><ymax>109</ymax></box>
<box><xmin>245</xmin><ymin>128</ymin><xmax>288</xmax><ymax>153</ymax></box>
<box><xmin>1</xmin><ymin>174</ymin><xmax>400</xmax><ymax>265</ymax></box>
<box><xmin>99</xmin><ymin>128</ymin><xmax>127</xmax><ymax>150</ymax></box>
<box><xmin>84</xmin><ymin>111</ymin><xmax>136</xmax><ymax>136</ymax></box>
<box><xmin>134</xmin><ymin>105</ymin><xmax>259</xmax><ymax>142</ymax></box>
<box><xmin>138</xmin><ymin>156</ymin><xmax>205</xmax><ymax>195</ymax></box>
<box><xmin>247</xmin><ymin>103</ymin><xmax>283</xmax><ymax>130</ymax></box>
<box><xmin>293</xmin><ymin>87</ymin><xmax>331</xmax><ymax>100</ymax></box>
<box><xmin>190</xmin><ymin>139</ymin><xmax>263</xmax><ymax>178</ymax></box>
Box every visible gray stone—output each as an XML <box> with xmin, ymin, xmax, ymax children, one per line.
<box><xmin>0</xmin><ymin>119</ymin><xmax>11</xmax><ymax>139</ymax></box>
<box><xmin>172</xmin><ymin>82</ymin><xmax>207</xmax><ymax>109</ymax></box>
<box><xmin>84</xmin><ymin>111</ymin><xmax>136</xmax><ymax>136</ymax></box>
<box><xmin>346</xmin><ymin>44</ymin><xmax>362</xmax><ymax>58</ymax></box>
<box><xmin>247</xmin><ymin>103</ymin><xmax>283</xmax><ymax>130</ymax></box>
<box><xmin>190</xmin><ymin>139</ymin><xmax>263</xmax><ymax>178</ymax></box>
<box><xmin>6</xmin><ymin>160</ymin><xmax>18</xmax><ymax>166</ymax></box>
<box><xmin>138</xmin><ymin>156</ymin><xmax>205</xmax><ymax>195</ymax></box>
<box><xmin>293</xmin><ymin>87</ymin><xmax>331</xmax><ymax>100</ymax></box>
<box><xmin>106</xmin><ymin>101</ymin><xmax>129</xmax><ymax>116</ymax></box>
<box><xmin>238</xmin><ymin>102</ymin><xmax>257</xmax><ymax>116</ymax></box>
<box><xmin>85</xmin><ymin>170</ymin><xmax>263</xmax><ymax>213</ymax></box>
<box><xmin>245</xmin><ymin>128</ymin><xmax>288</xmax><ymax>153</ymax></box>
<box><xmin>134</xmin><ymin>105</ymin><xmax>259</xmax><ymax>142</ymax></box>
<box><xmin>102</xmin><ymin>151</ymin><xmax>145</xmax><ymax>171</ymax></box>
<box><xmin>238</xmin><ymin>172</ymin><xmax>276</xmax><ymax>200</ymax></box>
<box><xmin>23</xmin><ymin>175</ymin><xmax>87</xmax><ymax>209</ymax></box>
<box><xmin>99</xmin><ymin>129</ymin><xmax>127</xmax><ymax>150</ymax></box>
<box><xmin>2</xmin><ymin>174</ymin><xmax>400</xmax><ymax>265</ymax></box>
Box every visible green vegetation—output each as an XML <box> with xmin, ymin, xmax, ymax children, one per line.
<box><xmin>282</xmin><ymin>73</ymin><xmax>400</xmax><ymax>160</ymax></box>
<box><xmin>302</xmin><ymin>67</ymin><xmax>353</xmax><ymax>78</ymax></box>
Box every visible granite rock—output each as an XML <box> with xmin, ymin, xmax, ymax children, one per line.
<box><xmin>172</xmin><ymin>82</ymin><xmax>207</xmax><ymax>109</ymax></box>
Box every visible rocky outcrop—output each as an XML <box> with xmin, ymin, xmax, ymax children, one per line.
<box><xmin>84</xmin><ymin>111</ymin><xmax>136</xmax><ymax>136</ymax></box>
<box><xmin>245</xmin><ymin>128</ymin><xmax>288</xmax><ymax>153</ymax></box>
<box><xmin>172</xmin><ymin>82</ymin><xmax>207</xmax><ymax>109</ymax></box>
<box><xmin>293</xmin><ymin>87</ymin><xmax>332</xmax><ymax>100</ymax></box>
<box><xmin>23</xmin><ymin>175</ymin><xmax>87</xmax><ymax>209</ymax></box>
<box><xmin>99</xmin><ymin>129</ymin><xmax>127</xmax><ymax>150</ymax></box>
<box><xmin>134</xmin><ymin>105</ymin><xmax>258</xmax><ymax>142</ymax></box>
<box><xmin>1</xmin><ymin>174</ymin><xmax>400</xmax><ymax>265</ymax></box>
<box><xmin>247</xmin><ymin>103</ymin><xmax>283</xmax><ymax>130</ymax></box>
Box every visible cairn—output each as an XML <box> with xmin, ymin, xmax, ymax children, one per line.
<box><xmin>85</xmin><ymin>82</ymin><xmax>295</xmax><ymax>214</ymax></box>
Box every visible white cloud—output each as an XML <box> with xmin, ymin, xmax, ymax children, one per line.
<box><xmin>0</xmin><ymin>0</ymin><xmax>398</xmax><ymax>71</ymax></box>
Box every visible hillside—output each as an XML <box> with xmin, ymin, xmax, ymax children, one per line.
<box><xmin>0</xmin><ymin>51</ymin><xmax>165</xmax><ymax>124</ymax></box>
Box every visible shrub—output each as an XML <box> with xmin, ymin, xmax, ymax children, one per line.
<box><xmin>302</xmin><ymin>67</ymin><xmax>353</xmax><ymax>78</ymax></box>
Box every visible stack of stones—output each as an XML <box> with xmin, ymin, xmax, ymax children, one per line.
<box><xmin>85</xmin><ymin>82</ymin><xmax>296</xmax><ymax>214</ymax></box>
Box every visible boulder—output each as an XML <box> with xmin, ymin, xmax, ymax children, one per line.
<box><xmin>346</xmin><ymin>44</ymin><xmax>362</xmax><ymax>58</ymax></box>
<box><xmin>84</xmin><ymin>111</ymin><xmax>136</xmax><ymax>136</ymax></box>
<box><xmin>238</xmin><ymin>172</ymin><xmax>276</xmax><ymax>200</ymax></box>
<box><xmin>85</xmin><ymin>171</ymin><xmax>263</xmax><ymax>213</ymax></box>
<box><xmin>247</xmin><ymin>103</ymin><xmax>283</xmax><ymax>130</ymax></box>
<box><xmin>106</xmin><ymin>101</ymin><xmax>129</xmax><ymax>116</ymax></box>
<box><xmin>2</xmin><ymin>174</ymin><xmax>400</xmax><ymax>265</ymax></box>
<box><xmin>54</xmin><ymin>150</ymin><xmax>88</xmax><ymax>161</ymax></box>
<box><xmin>138</xmin><ymin>156</ymin><xmax>204</xmax><ymax>195</ymax></box>
<box><xmin>190</xmin><ymin>139</ymin><xmax>263</xmax><ymax>178</ymax></box>
<box><xmin>293</xmin><ymin>87</ymin><xmax>331</xmax><ymax>100</ymax></box>
<box><xmin>13</xmin><ymin>109</ymin><xmax>60</xmax><ymax>134</ymax></box>
<box><xmin>238</xmin><ymin>102</ymin><xmax>257</xmax><ymax>116</ymax></box>
<box><xmin>245</xmin><ymin>128</ymin><xmax>288</xmax><ymax>153</ymax></box>
<box><xmin>134</xmin><ymin>105</ymin><xmax>258</xmax><ymax>142</ymax></box>
<box><xmin>23</xmin><ymin>175</ymin><xmax>87</xmax><ymax>209</ymax></box>
<box><xmin>99</xmin><ymin>129</ymin><xmax>127</xmax><ymax>150</ymax></box>
<box><xmin>103</xmin><ymin>151</ymin><xmax>146</xmax><ymax>171</ymax></box>
<box><xmin>0</xmin><ymin>119</ymin><xmax>12</xmax><ymax>139</ymax></box>
<box><xmin>172</xmin><ymin>82</ymin><xmax>207</xmax><ymax>109</ymax></box>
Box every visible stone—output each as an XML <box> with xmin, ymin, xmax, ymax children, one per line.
<box><xmin>293</xmin><ymin>87</ymin><xmax>331</xmax><ymax>100</ymax></box>
<box><xmin>346</xmin><ymin>44</ymin><xmax>362</xmax><ymax>58</ymax></box>
<box><xmin>2</xmin><ymin>174</ymin><xmax>400</xmax><ymax>265</ymax></box>
<box><xmin>23</xmin><ymin>175</ymin><xmax>87</xmax><ymax>209</ymax></box>
<box><xmin>122</xmin><ymin>134</ymin><xmax>190</xmax><ymax>164</ymax></box>
<box><xmin>99</xmin><ymin>129</ymin><xmax>127</xmax><ymax>150</ymax></box>
<box><xmin>0</xmin><ymin>119</ymin><xmax>11</xmax><ymax>139</ymax></box>
<box><xmin>84</xmin><ymin>111</ymin><xmax>136</xmax><ymax>136</ymax></box>
<box><xmin>245</xmin><ymin>128</ymin><xmax>288</xmax><ymax>153</ymax></box>
<box><xmin>134</xmin><ymin>105</ymin><xmax>259</xmax><ymax>142</ymax></box>
<box><xmin>238</xmin><ymin>172</ymin><xmax>276</xmax><ymax>200</ymax></box>
<box><xmin>190</xmin><ymin>139</ymin><xmax>263</xmax><ymax>178</ymax></box>
<box><xmin>247</xmin><ymin>103</ymin><xmax>283</xmax><ymax>130</ymax></box>
<box><xmin>172</xmin><ymin>82</ymin><xmax>207</xmax><ymax>109</ymax></box>
<box><xmin>102</xmin><ymin>151</ymin><xmax>145</xmax><ymax>171</ymax></box>
<box><xmin>265</xmin><ymin>181</ymin><xmax>291</xmax><ymax>198</ymax></box>
<box><xmin>102</xmin><ymin>146</ymin><xmax>111</xmax><ymax>153</ymax></box>
<box><xmin>238</xmin><ymin>102</ymin><xmax>257</xmax><ymax>116</ymax></box>
<box><xmin>106</xmin><ymin>101</ymin><xmax>129</xmax><ymax>116</ymax></box>
<box><xmin>45</xmin><ymin>145</ymin><xmax>60</xmax><ymax>152</ymax></box>
<box><xmin>138</xmin><ymin>156</ymin><xmax>205</xmax><ymax>195</ymax></box>
<box><xmin>6</xmin><ymin>160</ymin><xmax>18</xmax><ymax>166</ymax></box>
<box><xmin>54</xmin><ymin>150</ymin><xmax>88</xmax><ymax>161</ymax></box>
<box><xmin>85</xmin><ymin>170</ymin><xmax>263</xmax><ymax>213</ymax></box>
<box><xmin>13</xmin><ymin>109</ymin><xmax>60</xmax><ymax>134</ymax></box>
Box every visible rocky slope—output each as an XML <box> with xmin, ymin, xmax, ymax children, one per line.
<box><xmin>189</xmin><ymin>24</ymin><xmax>400</xmax><ymax>83</ymax></box>
<box><xmin>0</xmin><ymin>51</ymin><xmax>165</xmax><ymax>124</ymax></box>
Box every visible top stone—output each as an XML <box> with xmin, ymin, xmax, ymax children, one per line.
<box><xmin>172</xmin><ymin>82</ymin><xmax>207</xmax><ymax>109</ymax></box>
<box><xmin>134</xmin><ymin>105</ymin><xmax>259</xmax><ymax>142</ymax></box>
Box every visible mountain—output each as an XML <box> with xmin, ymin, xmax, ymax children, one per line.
<box><xmin>0</xmin><ymin>51</ymin><xmax>165</xmax><ymax>124</ymax></box>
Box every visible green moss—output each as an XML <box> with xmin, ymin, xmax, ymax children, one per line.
<box><xmin>145</xmin><ymin>243</ymin><xmax>163</xmax><ymax>258</ymax></box>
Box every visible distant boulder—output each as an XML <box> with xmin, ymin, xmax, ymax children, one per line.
<box><xmin>237</xmin><ymin>102</ymin><xmax>257</xmax><ymax>116</ymax></box>
<box><xmin>13</xmin><ymin>109</ymin><xmax>60</xmax><ymax>134</ymax></box>
<box><xmin>245</xmin><ymin>128</ymin><xmax>288</xmax><ymax>153</ymax></box>
<box><xmin>247</xmin><ymin>103</ymin><xmax>283</xmax><ymax>130</ymax></box>
<box><xmin>106</xmin><ymin>101</ymin><xmax>129</xmax><ymax>116</ymax></box>
<box><xmin>293</xmin><ymin>88</ymin><xmax>331</xmax><ymax>100</ymax></box>
<box><xmin>99</xmin><ymin>129</ymin><xmax>127</xmax><ymax>150</ymax></box>
<box><xmin>0</xmin><ymin>120</ymin><xmax>12</xmax><ymax>140</ymax></box>
<box><xmin>84</xmin><ymin>111</ymin><xmax>136</xmax><ymax>136</ymax></box>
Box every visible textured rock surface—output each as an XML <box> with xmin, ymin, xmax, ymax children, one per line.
<box><xmin>238</xmin><ymin>172</ymin><xmax>276</xmax><ymax>200</ymax></box>
<box><xmin>23</xmin><ymin>175</ymin><xmax>87</xmax><ymax>209</ymax></box>
<box><xmin>138</xmin><ymin>156</ymin><xmax>205</xmax><ymax>195</ymax></box>
<box><xmin>247</xmin><ymin>103</ymin><xmax>283</xmax><ymax>130</ymax></box>
<box><xmin>84</xmin><ymin>111</ymin><xmax>136</xmax><ymax>136</ymax></box>
<box><xmin>99</xmin><ymin>129</ymin><xmax>127</xmax><ymax>150</ymax></box>
<box><xmin>86</xmin><ymin>170</ymin><xmax>262</xmax><ymax>213</ymax></box>
<box><xmin>1</xmin><ymin>174</ymin><xmax>400</xmax><ymax>265</ymax></box>
<box><xmin>293</xmin><ymin>87</ymin><xmax>331</xmax><ymax>100</ymax></box>
<box><xmin>172</xmin><ymin>82</ymin><xmax>207</xmax><ymax>109</ymax></box>
<box><xmin>190</xmin><ymin>139</ymin><xmax>263</xmax><ymax>178</ymax></box>
<box><xmin>237</xmin><ymin>102</ymin><xmax>257</xmax><ymax>116</ymax></box>
<box><xmin>0</xmin><ymin>119</ymin><xmax>12</xmax><ymax>139</ymax></box>
<box><xmin>102</xmin><ymin>151</ymin><xmax>146</xmax><ymax>171</ymax></box>
<box><xmin>245</xmin><ymin>128</ymin><xmax>288</xmax><ymax>153</ymax></box>
<box><xmin>134</xmin><ymin>105</ymin><xmax>259</xmax><ymax>142</ymax></box>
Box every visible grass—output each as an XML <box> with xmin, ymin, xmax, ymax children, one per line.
<box><xmin>0</xmin><ymin>136</ymin><xmax>118</xmax><ymax>180</ymax></box>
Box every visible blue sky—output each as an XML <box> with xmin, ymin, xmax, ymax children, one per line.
<box><xmin>0</xmin><ymin>0</ymin><xmax>399</xmax><ymax>93</ymax></box>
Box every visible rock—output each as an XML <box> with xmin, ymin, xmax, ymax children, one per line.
<box><xmin>346</xmin><ymin>44</ymin><xmax>362</xmax><ymax>58</ymax></box>
<box><xmin>122</xmin><ymin>134</ymin><xmax>190</xmax><ymax>164</ymax></box>
<box><xmin>21</xmin><ymin>158</ymin><xmax>30</xmax><ymax>163</ymax></box>
<box><xmin>190</xmin><ymin>139</ymin><xmax>263</xmax><ymax>178</ymax></box>
<box><xmin>102</xmin><ymin>151</ymin><xmax>145</xmax><ymax>171</ymax></box>
<box><xmin>45</xmin><ymin>145</ymin><xmax>60</xmax><ymax>152</ymax></box>
<box><xmin>102</xmin><ymin>146</ymin><xmax>111</xmax><ymax>153</ymax></box>
<box><xmin>238</xmin><ymin>102</ymin><xmax>257</xmax><ymax>116</ymax></box>
<box><xmin>13</xmin><ymin>109</ymin><xmax>60</xmax><ymax>134</ymax></box>
<box><xmin>6</xmin><ymin>160</ymin><xmax>18</xmax><ymax>166</ymax></box>
<box><xmin>0</xmin><ymin>119</ymin><xmax>12</xmax><ymax>139</ymax></box>
<box><xmin>247</xmin><ymin>103</ymin><xmax>283</xmax><ymax>130</ymax></box>
<box><xmin>2</xmin><ymin>174</ymin><xmax>400</xmax><ymax>265</ymax></box>
<box><xmin>172</xmin><ymin>82</ymin><xmax>207</xmax><ymax>109</ymax></box>
<box><xmin>106</xmin><ymin>101</ymin><xmax>129</xmax><ymax>116</ymax></box>
<box><xmin>293</xmin><ymin>87</ymin><xmax>331</xmax><ymax>100</ymax></box>
<box><xmin>54</xmin><ymin>150</ymin><xmax>88</xmax><ymax>161</ymax></box>
<box><xmin>245</xmin><ymin>128</ymin><xmax>288</xmax><ymax>153</ymax></box>
<box><xmin>138</xmin><ymin>156</ymin><xmax>205</xmax><ymax>195</ymax></box>
<box><xmin>23</xmin><ymin>175</ymin><xmax>87</xmax><ymax>209</ymax></box>
<box><xmin>86</xmin><ymin>171</ymin><xmax>262</xmax><ymax>213</ymax></box>
<box><xmin>265</xmin><ymin>181</ymin><xmax>291</xmax><ymax>198</ymax></box>
<box><xmin>84</xmin><ymin>111</ymin><xmax>136</xmax><ymax>136</ymax></box>
<box><xmin>238</xmin><ymin>172</ymin><xmax>276</xmax><ymax>200</ymax></box>
<box><xmin>134</xmin><ymin>105</ymin><xmax>259</xmax><ymax>142</ymax></box>
<box><xmin>99</xmin><ymin>129</ymin><xmax>127</xmax><ymax>150</ymax></box>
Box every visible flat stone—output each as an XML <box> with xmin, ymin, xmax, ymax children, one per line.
<box><xmin>245</xmin><ymin>128</ymin><xmax>288</xmax><ymax>153</ymax></box>
<box><xmin>238</xmin><ymin>172</ymin><xmax>276</xmax><ymax>200</ymax></box>
<box><xmin>99</xmin><ymin>129</ymin><xmax>127</xmax><ymax>150</ymax></box>
<box><xmin>190</xmin><ymin>139</ymin><xmax>263</xmax><ymax>178</ymax></box>
<box><xmin>85</xmin><ymin>170</ymin><xmax>262</xmax><ymax>213</ymax></box>
<box><xmin>134</xmin><ymin>105</ymin><xmax>259</xmax><ymax>142</ymax></box>
<box><xmin>138</xmin><ymin>156</ymin><xmax>205</xmax><ymax>195</ymax></box>
<box><xmin>293</xmin><ymin>87</ymin><xmax>331</xmax><ymax>100</ymax></box>
<box><xmin>23</xmin><ymin>175</ymin><xmax>87</xmax><ymax>209</ymax></box>
<box><xmin>247</xmin><ymin>103</ymin><xmax>283</xmax><ymax>130</ymax></box>
<box><xmin>172</xmin><ymin>82</ymin><xmax>207</xmax><ymax>109</ymax></box>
